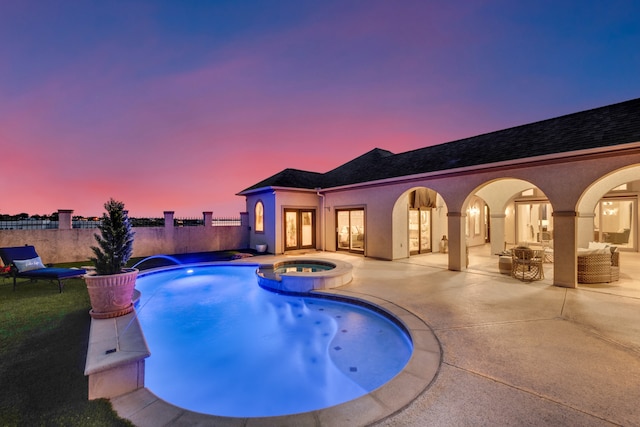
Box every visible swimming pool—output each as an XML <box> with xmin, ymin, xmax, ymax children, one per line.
<box><xmin>134</xmin><ymin>265</ymin><xmax>413</xmax><ymax>417</ymax></box>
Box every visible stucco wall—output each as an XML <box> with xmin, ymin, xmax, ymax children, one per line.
<box><xmin>245</xmin><ymin>189</ymin><xmax>321</xmax><ymax>255</ymax></box>
<box><xmin>277</xmin><ymin>190</ymin><xmax>321</xmax><ymax>254</ymax></box>
<box><xmin>246</xmin><ymin>191</ymin><xmax>277</xmax><ymax>253</ymax></box>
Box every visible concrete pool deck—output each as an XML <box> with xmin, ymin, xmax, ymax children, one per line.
<box><xmin>111</xmin><ymin>246</ymin><xmax>640</xmax><ymax>426</ymax></box>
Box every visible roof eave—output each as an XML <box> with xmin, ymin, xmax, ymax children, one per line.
<box><xmin>236</xmin><ymin>186</ymin><xmax>321</xmax><ymax>196</ymax></box>
<box><xmin>318</xmin><ymin>141</ymin><xmax>640</xmax><ymax>193</ymax></box>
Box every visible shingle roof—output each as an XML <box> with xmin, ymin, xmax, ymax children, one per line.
<box><xmin>240</xmin><ymin>97</ymin><xmax>640</xmax><ymax>193</ymax></box>
<box><xmin>242</xmin><ymin>168</ymin><xmax>324</xmax><ymax>191</ymax></box>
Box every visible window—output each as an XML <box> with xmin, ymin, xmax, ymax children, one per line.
<box><xmin>255</xmin><ymin>201</ymin><xmax>264</xmax><ymax>233</ymax></box>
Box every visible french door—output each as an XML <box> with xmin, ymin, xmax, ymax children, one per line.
<box><xmin>284</xmin><ymin>209</ymin><xmax>315</xmax><ymax>251</ymax></box>
<box><xmin>336</xmin><ymin>209</ymin><xmax>365</xmax><ymax>253</ymax></box>
<box><xmin>409</xmin><ymin>208</ymin><xmax>431</xmax><ymax>254</ymax></box>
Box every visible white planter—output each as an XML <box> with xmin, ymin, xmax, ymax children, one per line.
<box><xmin>256</xmin><ymin>244</ymin><xmax>267</xmax><ymax>253</ymax></box>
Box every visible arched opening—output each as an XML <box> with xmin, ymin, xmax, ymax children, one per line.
<box><xmin>472</xmin><ymin>178</ymin><xmax>552</xmax><ymax>250</ymax></box>
<box><xmin>574</xmin><ymin>165</ymin><xmax>640</xmax><ymax>286</ymax></box>
<box><xmin>577</xmin><ymin>165</ymin><xmax>640</xmax><ymax>252</ymax></box>
<box><xmin>464</xmin><ymin>178</ymin><xmax>554</xmax><ymax>277</ymax></box>
<box><xmin>392</xmin><ymin>187</ymin><xmax>448</xmax><ymax>260</ymax></box>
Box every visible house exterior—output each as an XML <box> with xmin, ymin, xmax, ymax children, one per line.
<box><xmin>238</xmin><ymin>97</ymin><xmax>640</xmax><ymax>288</ymax></box>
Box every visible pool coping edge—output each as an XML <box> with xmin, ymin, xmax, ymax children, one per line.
<box><xmin>104</xmin><ymin>261</ymin><xmax>442</xmax><ymax>426</ymax></box>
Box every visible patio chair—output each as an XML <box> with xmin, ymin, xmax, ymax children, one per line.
<box><xmin>577</xmin><ymin>247</ymin><xmax>620</xmax><ymax>283</ymax></box>
<box><xmin>0</xmin><ymin>245</ymin><xmax>86</xmax><ymax>293</ymax></box>
<box><xmin>511</xmin><ymin>247</ymin><xmax>545</xmax><ymax>282</ymax></box>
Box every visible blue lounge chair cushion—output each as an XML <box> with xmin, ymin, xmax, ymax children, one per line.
<box><xmin>15</xmin><ymin>267</ymin><xmax>85</xmax><ymax>280</ymax></box>
<box><xmin>1</xmin><ymin>245</ymin><xmax>40</xmax><ymax>261</ymax></box>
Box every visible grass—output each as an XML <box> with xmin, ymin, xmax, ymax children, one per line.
<box><xmin>0</xmin><ymin>250</ymin><xmax>254</xmax><ymax>426</ymax></box>
<box><xmin>0</xmin><ymin>272</ymin><xmax>133</xmax><ymax>426</ymax></box>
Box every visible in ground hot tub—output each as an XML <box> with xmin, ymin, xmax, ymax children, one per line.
<box><xmin>256</xmin><ymin>259</ymin><xmax>352</xmax><ymax>293</ymax></box>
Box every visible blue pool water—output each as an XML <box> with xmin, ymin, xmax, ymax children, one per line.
<box><xmin>134</xmin><ymin>265</ymin><xmax>412</xmax><ymax>417</ymax></box>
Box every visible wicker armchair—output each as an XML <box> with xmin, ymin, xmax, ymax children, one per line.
<box><xmin>577</xmin><ymin>250</ymin><xmax>619</xmax><ymax>283</ymax></box>
<box><xmin>511</xmin><ymin>248</ymin><xmax>545</xmax><ymax>282</ymax></box>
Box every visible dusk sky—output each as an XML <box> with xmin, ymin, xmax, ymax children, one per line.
<box><xmin>2</xmin><ymin>1</ymin><xmax>639</xmax><ymax>218</ymax></box>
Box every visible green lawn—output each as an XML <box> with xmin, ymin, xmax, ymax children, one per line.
<box><xmin>0</xmin><ymin>273</ymin><xmax>133</xmax><ymax>426</ymax></box>
<box><xmin>0</xmin><ymin>251</ymin><xmax>252</xmax><ymax>426</ymax></box>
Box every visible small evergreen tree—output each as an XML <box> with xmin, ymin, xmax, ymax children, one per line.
<box><xmin>91</xmin><ymin>198</ymin><xmax>135</xmax><ymax>275</ymax></box>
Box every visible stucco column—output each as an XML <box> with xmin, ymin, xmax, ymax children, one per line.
<box><xmin>552</xmin><ymin>211</ymin><xmax>578</xmax><ymax>288</ymax></box>
<box><xmin>163</xmin><ymin>211</ymin><xmax>174</xmax><ymax>228</ymax></box>
<box><xmin>240</xmin><ymin>212</ymin><xmax>250</xmax><ymax>250</ymax></box>
<box><xmin>163</xmin><ymin>211</ymin><xmax>176</xmax><ymax>254</ymax></box>
<box><xmin>490</xmin><ymin>213</ymin><xmax>506</xmax><ymax>255</ymax></box>
<box><xmin>203</xmin><ymin>211</ymin><xmax>213</xmax><ymax>228</ymax></box>
<box><xmin>447</xmin><ymin>212</ymin><xmax>466</xmax><ymax>271</ymax></box>
<box><xmin>58</xmin><ymin>209</ymin><xmax>73</xmax><ymax>230</ymax></box>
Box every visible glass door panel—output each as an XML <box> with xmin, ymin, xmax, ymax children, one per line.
<box><xmin>285</xmin><ymin>210</ymin><xmax>298</xmax><ymax>249</ymax></box>
<box><xmin>350</xmin><ymin>210</ymin><xmax>364</xmax><ymax>250</ymax></box>
<box><xmin>301</xmin><ymin>211</ymin><xmax>313</xmax><ymax>247</ymax></box>
<box><xmin>337</xmin><ymin>211</ymin><xmax>350</xmax><ymax>250</ymax></box>
<box><xmin>409</xmin><ymin>210</ymin><xmax>419</xmax><ymax>254</ymax></box>
<box><xmin>420</xmin><ymin>209</ymin><xmax>431</xmax><ymax>252</ymax></box>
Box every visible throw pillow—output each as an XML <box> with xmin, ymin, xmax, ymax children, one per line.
<box><xmin>14</xmin><ymin>257</ymin><xmax>45</xmax><ymax>272</ymax></box>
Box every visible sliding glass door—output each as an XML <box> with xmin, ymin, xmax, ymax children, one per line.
<box><xmin>336</xmin><ymin>209</ymin><xmax>365</xmax><ymax>253</ymax></box>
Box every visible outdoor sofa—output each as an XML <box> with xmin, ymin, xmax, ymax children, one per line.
<box><xmin>0</xmin><ymin>245</ymin><xmax>86</xmax><ymax>293</ymax></box>
<box><xmin>577</xmin><ymin>242</ymin><xmax>619</xmax><ymax>284</ymax></box>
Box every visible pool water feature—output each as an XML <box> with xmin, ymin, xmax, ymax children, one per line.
<box><xmin>134</xmin><ymin>265</ymin><xmax>412</xmax><ymax>418</ymax></box>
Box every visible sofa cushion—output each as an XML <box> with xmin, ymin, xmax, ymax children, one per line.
<box><xmin>588</xmin><ymin>241</ymin><xmax>609</xmax><ymax>250</ymax></box>
<box><xmin>578</xmin><ymin>248</ymin><xmax>610</xmax><ymax>256</ymax></box>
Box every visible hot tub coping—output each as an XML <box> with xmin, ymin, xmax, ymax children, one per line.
<box><xmin>255</xmin><ymin>258</ymin><xmax>353</xmax><ymax>293</ymax></box>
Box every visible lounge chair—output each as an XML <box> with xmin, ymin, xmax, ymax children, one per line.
<box><xmin>0</xmin><ymin>245</ymin><xmax>86</xmax><ymax>293</ymax></box>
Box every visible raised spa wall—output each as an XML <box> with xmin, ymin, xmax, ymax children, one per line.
<box><xmin>256</xmin><ymin>259</ymin><xmax>353</xmax><ymax>293</ymax></box>
<box><xmin>84</xmin><ymin>310</ymin><xmax>150</xmax><ymax>400</ymax></box>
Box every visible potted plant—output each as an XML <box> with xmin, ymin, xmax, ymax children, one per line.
<box><xmin>85</xmin><ymin>198</ymin><xmax>137</xmax><ymax>319</ymax></box>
